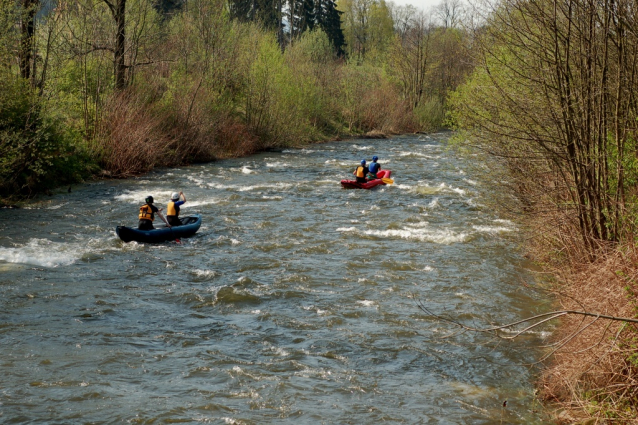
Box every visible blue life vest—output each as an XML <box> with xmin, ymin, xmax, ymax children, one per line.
<box><xmin>369</xmin><ymin>162</ymin><xmax>380</xmax><ymax>174</ymax></box>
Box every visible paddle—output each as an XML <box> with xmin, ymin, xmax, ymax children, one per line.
<box><xmin>382</xmin><ymin>178</ymin><xmax>394</xmax><ymax>184</ymax></box>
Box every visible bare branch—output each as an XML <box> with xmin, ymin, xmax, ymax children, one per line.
<box><xmin>415</xmin><ymin>296</ymin><xmax>638</xmax><ymax>341</ymax></box>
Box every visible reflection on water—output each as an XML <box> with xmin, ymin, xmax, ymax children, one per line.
<box><xmin>0</xmin><ymin>133</ymin><xmax>547</xmax><ymax>423</ymax></box>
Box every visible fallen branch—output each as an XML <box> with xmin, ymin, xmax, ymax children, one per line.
<box><xmin>414</xmin><ymin>296</ymin><xmax>638</xmax><ymax>340</ymax></box>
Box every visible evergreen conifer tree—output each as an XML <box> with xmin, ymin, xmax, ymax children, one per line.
<box><xmin>315</xmin><ymin>0</ymin><xmax>345</xmax><ymax>56</ymax></box>
<box><xmin>154</xmin><ymin>0</ymin><xmax>183</xmax><ymax>15</ymax></box>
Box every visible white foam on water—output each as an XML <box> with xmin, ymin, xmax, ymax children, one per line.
<box><xmin>401</xmin><ymin>183</ymin><xmax>446</xmax><ymax>195</ymax></box>
<box><xmin>268</xmin><ymin>346</ymin><xmax>290</xmax><ymax>357</ymax></box>
<box><xmin>371</xmin><ymin>228</ymin><xmax>469</xmax><ymax>244</ymax></box>
<box><xmin>336</xmin><ymin>227</ymin><xmax>358</xmax><ymax>232</ymax></box>
<box><xmin>265</xmin><ymin>162</ymin><xmax>290</xmax><ymax>168</ymax></box>
<box><xmin>423</xmin><ymin>266</ymin><xmax>434</xmax><ymax>271</ymax></box>
<box><xmin>501</xmin><ymin>328</ymin><xmax>551</xmax><ymax>338</ymax></box>
<box><xmin>262</xmin><ymin>195</ymin><xmax>283</xmax><ymax>200</ymax></box>
<box><xmin>351</xmin><ymin>145</ymin><xmax>372</xmax><ymax>150</ymax></box>
<box><xmin>192</xmin><ymin>269</ymin><xmax>220</xmax><ymax>278</ymax></box>
<box><xmin>115</xmin><ymin>190</ymin><xmax>173</xmax><ymax>204</ymax></box>
<box><xmin>458</xmin><ymin>169</ymin><xmax>466</xmax><ymax>175</ymax></box>
<box><xmin>214</xmin><ymin>235</ymin><xmax>242</xmax><ymax>246</ymax></box>
<box><xmin>207</xmin><ymin>182</ymin><xmax>294</xmax><ymax>192</ymax></box>
<box><xmin>241</xmin><ymin>166</ymin><xmax>254</xmax><ymax>174</ymax></box>
<box><xmin>427</xmin><ymin>198</ymin><xmax>440</xmax><ymax>209</ymax></box>
<box><xmin>408</xmin><ymin>182</ymin><xmax>470</xmax><ymax>197</ymax></box>
<box><xmin>356</xmin><ymin>300</ymin><xmax>377</xmax><ymax>308</ymax></box>
<box><xmin>396</xmin><ymin>184</ymin><xmax>415</xmax><ymax>190</ymax></box>
<box><xmin>46</xmin><ymin>203</ymin><xmax>66</xmax><ymax>210</ymax></box>
<box><xmin>404</xmin><ymin>221</ymin><xmax>429</xmax><ymax>228</ymax></box>
<box><xmin>397</xmin><ymin>151</ymin><xmax>440</xmax><ymax>159</ymax></box>
<box><xmin>338</xmin><ymin>225</ymin><xmax>469</xmax><ymax>244</ymax></box>
<box><xmin>464</xmin><ymin>179</ymin><xmax>478</xmax><ymax>185</ymax></box>
<box><xmin>0</xmin><ymin>238</ymin><xmax>88</xmax><ymax>267</ymax></box>
<box><xmin>185</xmin><ymin>198</ymin><xmax>221</xmax><ymax>207</ymax></box>
<box><xmin>494</xmin><ymin>219</ymin><xmax>515</xmax><ymax>226</ymax></box>
<box><xmin>324</xmin><ymin>159</ymin><xmax>353</xmax><ymax>167</ymax></box>
<box><xmin>472</xmin><ymin>225</ymin><xmax>515</xmax><ymax>234</ymax></box>
<box><xmin>449</xmin><ymin>186</ymin><xmax>467</xmax><ymax>196</ymax></box>
<box><xmin>186</xmin><ymin>175</ymin><xmax>208</xmax><ymax>186</ymax></box>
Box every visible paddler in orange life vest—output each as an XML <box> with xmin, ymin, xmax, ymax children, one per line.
<box><xmin>368</xmin><ymin>155</ymin><xmax>381</xmax><ymax>179</ymax></box>
<box><xmin>138</xmin><ymin>196</ymin><xmax>171</xmax><ymax>230</ymax></box>
<box><xmin>166</xmin><ymin>191</ymin><xmax>186</xmax><ymax>226</ymax></box>
<box><xmin>353</xmin><ymin>159</ymin><xmax>369</xmax><ymax>183</ymax></box>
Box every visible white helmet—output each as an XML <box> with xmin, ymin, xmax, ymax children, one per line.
<box><xmin>171</xmin><ymin>192</ymin><xmax>180</xmax><ymax>201</ymax></box>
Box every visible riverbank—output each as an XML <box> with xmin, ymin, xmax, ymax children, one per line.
<box><xmin>523</xmin><ymin>213</ymin><xmax>638</xmax><ymax>423</ymax></box>
<box><xmin>0</xmin><ymin>124</ymin><xmax>410</xmax><ymax>208</ymax></box>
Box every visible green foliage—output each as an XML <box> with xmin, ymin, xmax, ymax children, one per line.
<box><xmin>0</xmin><ymin>0</ymin><xmax>19</xmax><ymax>70</ymax></box>
<box><xmin>1</xmin><ymin>0</ymin><xmax>446</xmax><ymax>193</ymax></box>
<box><xmin>0</xmin><ymin>75</ymin><xmax>94</xmax><ymax>197</ymax></box>
<box><xmin>244</xmin><ymin>30</ymin><xmax>312</xmax><ymax>145</ymax></box>
<box><xmin>338</xmin><ymin>0</ymin><xmax>394</xmax><ymax>61</ymax></box>
<box><xmin>414</xmin><ymin>97</ymin><xmax>445</xmax><ymax>131</ymax></box>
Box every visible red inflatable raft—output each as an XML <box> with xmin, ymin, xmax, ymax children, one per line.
<box><xmin>341</xmin><ymin>170</ymin><xmax>392</xmax><ymax>189</ymax></box>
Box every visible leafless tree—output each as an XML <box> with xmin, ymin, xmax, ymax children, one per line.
<box><xmin>434</xmin><ymin>0</ymin><xmax>465</xmax><ymax>29</ymax></box>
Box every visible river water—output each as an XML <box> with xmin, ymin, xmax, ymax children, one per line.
<box><xmin>0</xmin><ymin>133</ymin><xmax>547</xmax><ymax>424</ymax></box>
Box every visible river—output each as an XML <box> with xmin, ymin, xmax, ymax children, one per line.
<box><xmin>0</xmin><ymin>133</ymin><xmax>547</xmax><ymax>423</ymax></box>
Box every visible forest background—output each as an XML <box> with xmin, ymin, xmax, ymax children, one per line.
<box><xmin>0</xmin><ymin>0</ymin><xmax>470</xmax><ymax>196</ymax></box>
<box><xmin>4</xmin><ymin>0</ymin><xmax>638</xmax><ymax>422</ymax></box>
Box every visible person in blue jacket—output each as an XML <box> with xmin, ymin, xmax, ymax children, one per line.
<box><xmin>166</xmin><ymin>191</ymin><xmax>187</xmax><ymax>226</ymax></box>
<box><xmin>368</xmin><ymin>156</ymin><xmax>381</xmax><ymax>179</ymax></box>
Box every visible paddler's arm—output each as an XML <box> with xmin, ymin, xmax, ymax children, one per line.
<box><xmin>157</xmin><ymin>209</ymin><xmax>171</xmax><ymax>228</ymax></box>
<box><xmin>180</xmin><ymin>191</ymin><xmax>186</xmax><ymax>203</ymax></box>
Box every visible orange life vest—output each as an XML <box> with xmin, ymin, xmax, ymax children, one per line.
<box><xmin>355</xmin><ymin>166</ymin><xmax>366</xmax><ymax>178</ymax></box>
<box><xmin>139</xmin><ymin>204</ymin><xmax>154</xmax><ymax>221</ymax></box>
<box><xmin>167</xmin><ymin>201</ymin><xmax>178</xmax><ymax>217</ymax></box>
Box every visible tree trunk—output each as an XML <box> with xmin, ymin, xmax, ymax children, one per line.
<box><xmin>114</xmin><ymin>0</ymin><xmax>126</xmax><ymax>90</ymax></box>
<box><xmin>20</xmin><ymin>0</ymin><xmax>38</xmax><ymax>83</ymax></box>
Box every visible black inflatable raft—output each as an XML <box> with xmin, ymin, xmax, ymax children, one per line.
<box><xmin>116</xmin><ymin>214</ymin><xmax>202</xmax><ymax>243</ymax></box>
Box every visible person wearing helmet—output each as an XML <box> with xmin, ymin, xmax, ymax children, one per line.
<box><xmin>368</xmin><ymin>155</ymin><xmax>381</xmax><ymax>179</ymax></box>
<box><xmin>353</xmin><ymin>159</ymin><xmax>369</xmax><ymax>183</ymax></box>
<box><xmin>139</xmin><ymin>196</ymin><xmax>170</xmax><ymax>230</ymax></box>
<box><xmin>166</xmin><ymin>191</ymin><xmax>187</xmax><ymax>226</ymax></box>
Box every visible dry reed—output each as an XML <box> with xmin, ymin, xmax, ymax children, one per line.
<box><xmin>527</xmin><ymin>210</ymin><xmax>638</xmax><ymax>423</ymax></box>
